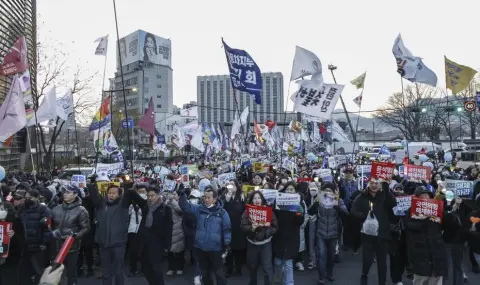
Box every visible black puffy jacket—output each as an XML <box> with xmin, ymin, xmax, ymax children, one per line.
<box><xmin>51</xmin><ymin>197</ymin><xmax>90</xmax><ymax>251</ymax></box>
<box><xmin>17</xmin><ymin>202</ymin><xmax>52</xmax><ymax>251</ymax></box>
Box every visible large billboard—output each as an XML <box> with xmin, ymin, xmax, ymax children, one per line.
<box><xmin>117</xmin><ymin>30</ymin><xmax>171</xmax><ymax>68</ymax></box>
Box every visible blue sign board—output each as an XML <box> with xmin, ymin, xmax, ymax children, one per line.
<box><xmin>122</xmin><ymin>117</ymin><xmax>133</xmax><ymax>128</ymax></box>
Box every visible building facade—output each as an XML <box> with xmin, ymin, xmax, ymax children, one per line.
<box><xmin>197</xmin><ymin>72</ymin><xmax>284</xmax><ymax>124</ymax></box>
<box><xmin>0</xmin><ymin>0</ymin><xmax>37</xmax><ymax>170</ymax></box>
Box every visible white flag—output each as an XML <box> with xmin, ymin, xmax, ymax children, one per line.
<box><xmin>56</xmin><ymin>90</ymin><xmax>74</xmax><ymax>121</ymax></box>
<box><xmin>94</xmin><ymin>35</ymin><xmax>109</xmax><ymax>56</ymax></box>
<box><xmin>290</xmin><ymin>46</ymin><xmax>323</xmax><ymax>82</ymax></box>
<box><xmin>27</xmin><ymin>87</ymin><xmax>57</xmax><ymax>126</ymax></box>
<box><xmin>293</xmin><ymin>80</ymin><xmax>344</xmax><ymax>120</ymax></box>
<box><xmin>331</xmin><ymin>120</ymin><xmax>350</xmax><ymax>142</ymax></box>
<box><xmin>392</xmin><ymin>34</ymin><xmax>437</xmax><ymax>87</ymax></box>
<box><xmin>353</xmin><ymin>93</ymin><xmax>363</xmax><ymax>108</ymax></box>
<box><xmin>180</xmin><ymin>106</ymin><xmax>198</xmax><ymax>118</ymax></box>
<box><xmin>0</xmin><ymin>76</ymin><xmax>27</xmax><ymax>141</ymax></box>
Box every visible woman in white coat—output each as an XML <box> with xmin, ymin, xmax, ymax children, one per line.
<box><xmin>127</xmin><ymin>184</ymin><xmax>147</xmax><ymax>277</ymax></box>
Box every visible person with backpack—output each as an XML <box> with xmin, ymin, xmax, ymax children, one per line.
<box><xmin>178</xmin><ymin>185</ymin><xmax>232</xmax><ymax>285</ymax></box>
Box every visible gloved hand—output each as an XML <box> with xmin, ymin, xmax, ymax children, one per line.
<box><xmin>52</xmin><ymin>229</ymin><xmax>64</xmax><ymax>240</ymax></box>
<box><xmin>39</xmin><ymin>265</ymin><xmax>64</xmax><ymax>285</ymax></box>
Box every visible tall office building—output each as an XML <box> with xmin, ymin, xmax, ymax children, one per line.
<box><xmin>112</xmin><ymin>30</ymin><xmax>173</xmax><ymax>138</ymax></box>
<box><xmin>0</xmin><ymin>0</ymin><xmax>37</xmax><ymax>169</ymax></box>
<box><xmin>197</xmin><ymin>72</ymin><xmax>284</xmax><ymax>124</ymax></box>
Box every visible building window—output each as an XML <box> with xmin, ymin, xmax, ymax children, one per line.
<box><xmin>144</xmin><ymin>88</ymin><xmax>149</xmax><ymax>93</ymax></box>
<box><xmin>157</xmin><ymin>95</ymin><xmax>162</xmax><ymax>99</ymax></box>
<box><xmin>157</xmin><ymin>75</ymin><xmax>162</xmax><ymax>79</ymax></box>
<box><xmin>145</xmin><ymin>99</ymin><xmax>149</xmax><ymax>103</ymax></box>
<box><xmin>144</xmin><ymin>77</ymin><xmax>149</xmax><ymax>83</ymax></box>
<box><xmin>157</xmin><ymin>84</ymin><xmax>162</xmax><ymax>88</ymax></box>
<box><xmin>157</xmin><ymin>104</ymin><xmax>162</xmax><ymax>108</ymax></box>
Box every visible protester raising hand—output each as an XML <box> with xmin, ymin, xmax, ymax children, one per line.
<box><xmin>39</xmin><ymin>265</ymin><xmax>64</xmax><ymax>285</ymax></box>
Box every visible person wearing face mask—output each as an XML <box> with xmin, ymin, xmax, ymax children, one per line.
<box><xmin>272</xmin><ymin>181</ymin><xmax>306</xmax><ymax>285</ymax></box>
<box><xmin>338</xmin><ymin>168</ymin><xmax>358</xmax><ymax>252</ymax></box>
<box><xmin>178</xmin><ymin>185</ymin><xmax>231</xmax><ymax>285</ymax></box>
<box><xmin>405</xmin><ymin>186</ymin><xmax>447</xmax><ymax>285</ymax></box>
<box><xmin>126</xmin><ymin>184</ymin><xmax>148</xmax><ymax>277</ymax></box>
<box><xmin>136</xmin><ymin>187</ymin><xmax>173</xmax><ymax>285</ymax></box>
<box><xmin>222</xmin><ymin>181</ymin><xmax>246</xmax><ymax>277</ymax></box>
<box><xmin>308</xmin><ymin>182</ymin><xmax>348</xmax><ymax>284</ymax></box>
<box><xmin>241</xmin><ymin>190</ymin><xmax>278</xmax><ymax>285</ymax></box>
<box><xmin>166</xmin><ymin>190</ymin><xmax>186</xmax><ymax>276</ymax></box>
<box><xmin>50</xmin><ymin>185</ymin><xmax>90</xmax><ymax>285</ymax></box>
<box><xmin>351</xmin><ymin>179</ymin><xmax>397</xmax><ymax>285</ymax></box>
<box><xmin>16</xmin><ymin>189</ymin><xmax>53</xmax><ymax>285</ymax></box>
<box><xmin>388</xmin><ymin>183</ymin><xmax>408</xmax><ymax>285</ymax></box>
<box><xmin>184</xmin><ymin>189</ymin><xmax>203</xmax><ymax>285</ymax></box>
<box><xmin>307</xmin><ymin>182</ymin><xmax>319</xmax><ymax>270</ymax></box>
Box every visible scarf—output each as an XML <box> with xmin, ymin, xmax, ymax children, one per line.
<box><xmin>145</xmin><ymin>201</ymin><xmax>162</xmax><ymax>228</ymax></box>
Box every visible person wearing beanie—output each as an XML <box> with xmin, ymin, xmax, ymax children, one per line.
<box><xmin>405</xmin><ymin>186</ymin><xmax>447</xmax><ymax>285</ymax></box>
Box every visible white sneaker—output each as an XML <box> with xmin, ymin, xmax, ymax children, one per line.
<box><xmin>166</xmin><ymin>270</ymin><xmax>174</xmax><ymax>276</ymax></box>
<box><xmin>296</xmin><ymin>262</ymin><xmax>305</xmax><ymax>271</ymax></box>
<box><xmin>194</xmin><ymin>275</ymin><xmax>201</xmax><ymax>285</ymax></box>
<box><xmin>395</xmin><ymin>282</ymin><xmax>404</xmax><ymax>285</ymax></box>
<box><xmin>176</xmin><ymin>270</ymin><xmax>183</xmax><ymax>275</ymax></box>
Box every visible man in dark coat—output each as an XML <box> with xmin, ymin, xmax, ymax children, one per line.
<box><xmin>51</xmin><ymin>184</ymin><xmax>90</xmax><ymax>285</ymax></box>
<box><xmin>137</xmin><ymin>187</ymin><xmax>173</xmax><ymax>285</ymax></box>
<box><xmin>351</xmin><ymin>180</ymin><xmax>397</xmax><ymax>285</ymax></box>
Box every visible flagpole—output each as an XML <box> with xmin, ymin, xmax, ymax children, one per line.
<box><xmin>73</xmin><ymin>114</ymin><xmax>81</xmax><ymax>171</ymax></box>
<box><xmin>280</xmin><ymin>79</ymin><xmax>293</xmax><ymax>165</ymax></box>
<box><xmin>352</xmin><ymin>89</ymin><xmax>364</xmax><ymax>156</ymax></box>
<box><xmin>94</xmin><ymin>54</ymin><xmax>109</xmax><ymax>174</ymax></box>
<box><xmin>26</xmin><ymin>127</ymin><xmax>36</xmax><ymax>181</ymax></box>
<box><xmin>113</xmin><ymin>0</ymin><xmax>134</xmax><ymax>178</ymax></box>
<box><xmin>400</xmin><ymin>76</ymin><xmax>410</xmax><ymax>159</ymax></box>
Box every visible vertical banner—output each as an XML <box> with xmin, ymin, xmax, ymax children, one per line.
<box><xmin>0</xmin><ymin>222</ymin><xmax>13</xmax><ymax>258</ymax></box>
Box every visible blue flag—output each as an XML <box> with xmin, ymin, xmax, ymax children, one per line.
<box><xmin>222</xmin><ymin>39</ymin><xmax>262</xmax><ymax>104</ymax></box>
<box><xmin>379</xmin><ymin>144</ymin><xmax>391</xmax><ymax>155</ymax></box>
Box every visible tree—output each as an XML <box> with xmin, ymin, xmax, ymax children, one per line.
<box><xmin>373</xmin><ymin>83</ymin><xmax>441</xmax><ymax>140</ymax></box>
<box><xmin>33</xmin><ymin>37</ymin><xmax>99</xmax><ymax>171</ymax></box>
<box><xmin>449</xmin><ymin>79</ymin><xmax>480</xmax><ymax>139</ymax></box>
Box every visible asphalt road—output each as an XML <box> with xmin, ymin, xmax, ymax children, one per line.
<box><xmin>77</xmin><ymin>250</ymin><xmax>480</xmax><ymax>285</ymax></box>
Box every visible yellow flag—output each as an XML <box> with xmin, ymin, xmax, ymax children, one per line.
<box><xmin>350</xmin><ymin>72</ymin><xmax>367</xmax><ymax>89</ymax></box>
<box><xmin>445</xmin><ymin>56</ymin><xmax>477</xmax><ymax>94</ymax></box>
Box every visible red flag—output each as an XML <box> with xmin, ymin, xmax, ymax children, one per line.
<box><xmin>319</xmin><ymin>123</ymin><xmax>326</xmax><ymax>134</ymax></box>
<box><xmin>136</xmin><ymin>98</ymin><xmax>155</xmax><ymax>136</ymax></box>
<box><xmin>0</xmin><ymin>37</ymin><xmax>28</xmax><ymax>76</ymax></box>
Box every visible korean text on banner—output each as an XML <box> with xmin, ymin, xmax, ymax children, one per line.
<box><xmin>245</xmin><ymin>204</ymin><xmax>272</xmax><ymax>225</ymax></box>
<box><xmin>217</xmin><ymin>172</ymin><xmax>236</xmax><ymax>187</ymax></box>
<box><xmin>95</xmin><ymin>163</ymin><xmax>123</xmax><ymax>177</ymax></box>
<box><xmin>163</xmin><ymin>179</ymin><xmax>176</xmax><ymax>192</ymax></box>
<box><xmin>96</xmin><ymin>182</ymin><xmax>121</xmax><ymax>197</ymax></box>
<box><xmin>260</xmin><ymin>189</ymin><xmax>277</xmax><ymax>205</ymax></box>
<box><xmin>356</xmin><ymin>165</ymin><xmax>372</xmax><ymax>176</ymax></box>
<box><xmin>242</xmin><ymin>185</ymin><xmax>258</xmax><ymax>197</ymax></box>
<box><xmin>370</xmin><ymin>161</ymin><xmax>396</xmax><ymax>182</ymax></box>
<box><xmin>0</xmin><ymin>222</ymin><xmax>12</xmax><ymax>257</ymax></box>
<box><xmin>404</xmin><ymin>165</ymin><xmax>431</xmax><ymax>183</ymax></box>
<box><xmin>275</xmin><ymin>192</ymin><xmax>302</xmax><ymax>212</ymax></box>
<box><xmin>293</xmin><ymin>81</ymin><xmax>344</xmax><ymax>119</ymax></box>
<box><xmin>445</xmin><ymin>180</ymin><xmax>473</xmax><ymax>198</ymax></box>
<box><xmin>393</xmin><ymin>195</ymin><xmax>413</xmax><ymax>216</ymax></box>
<box><xmin>410</xmin><ymin>197</ymin><xmax>444</xmax><ymax>223</ymax></box>
<box><xmin>71</xmin><ymin>175</ymin><xmax>87</xmax><ymax>189</ymax></box>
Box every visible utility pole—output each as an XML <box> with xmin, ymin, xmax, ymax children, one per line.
<box><xmin>328</xmin><ymin>64</ymin><xmax>356</xmax><ymax>141</ymax></box>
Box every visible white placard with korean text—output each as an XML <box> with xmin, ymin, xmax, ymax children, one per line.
<box><xmin>293</xmin><ymin>80</ymin><xmax>344</xmax><ymax>119</ymax></box>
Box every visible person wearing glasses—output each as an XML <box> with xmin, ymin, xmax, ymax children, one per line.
<box><xmin>50</xmin><ymin>185</ymin><xmax>90</xmax><ymax>285</ymax></box>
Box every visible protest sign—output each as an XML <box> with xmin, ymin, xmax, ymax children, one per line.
<box><xmin>94</xmin><ymin>162</ymin><xmax>123</xmax><ymax>177</ymax></box>
<box><xmin>71</xmin><ymin>175</ymin><xmax>86</xmax><ymax>188</ymax></box>
<box><xmin>404</xmin><ymin>165</ymin><xmax>431</xmax><ymax>183</ymax></box>
<box><xmin>356</xmin><ymin>165</ymin><xmax>372</xmax><ymax>176</ymax></box>
<box><xmin>217</xmin><ymin>172</ymin><xmax>236</xmax><ymax>187</ymax></box>
<box><xmin>253</xmin><ymin>162</ymin><xmax>268</xmax><ymax>173</ymax></box>
<box><xmin>445</xmin><ymin>179</ymin><xmax>474</xmax><ymax>198</ymax></box>
<box><xmin>180</xmin><ymin>174</ymin><xmax>189</xmax><ymax>187</ymax></box>
<box><xmin>260</xmin><ymin>189</ymin><xmax>277</xmax><ymax>205</ymax></box>
<box><xmin>0</xmin><ymin>222</ymin><xmax>12</xmax><ymax>258</ymax></box>
<box><xmin>370</xmin><ymin>161</ymin><xmax>395</xmax><ymax>182</ymax></box>
<box><xmin>393</xmin><ymin>195</ymin><xmax>413</xmax><ymax>216</ymax></box>
<box><xmin>96</xmin><ymin>182</ymin><xmax>121</xmax><ymax>197</ymax></box>
<box><xmin>163</xmin><ymin>179</ymin><xmax>176</xmax><ymax>192</ymax></box>
<box><xmin>242</xmin><ymin>185</ymin><xmax>258</xmax><ymax>197</ymax></box>
<box><xmin>293</xmin><ymin>81</ymin><xmax>344</xmax><ymax>119</ymax></box>
<box><xmin>275</xmin><ymin>192</ymin><xmax>302</xmax><ymax>212</ymax></box>
<box><xmin>297</xmin><ymin>177</ymin><xmax>312</xmax><ymax>183</ymax></box>
<box><xmin>245</xmin><ymin>204</ymin><xmax>272</xmax><ymax>225</ymax></box>
<box><xmin>410</xmin><ymin>197</ymin><xmax>444</xmax><ymax>223</ymax></box>
<box><xmin>318</xmin><ymin>191</ymin><xmax>338</xmax><ymax>209</ymax></box>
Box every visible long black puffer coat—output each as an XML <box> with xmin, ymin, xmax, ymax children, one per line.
<box><xmin>405</xmin><ymin>211</ymin><xmax>448</xmax><ymax>277</ymax></box>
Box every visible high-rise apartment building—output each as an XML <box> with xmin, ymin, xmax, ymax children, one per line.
<box><xmin>0</xmin><ymin>0</ymin><xmax>37</xmax><ymax>170</ymax></box>
<box><xmin>197</xmin><ymin>72</ymin><xmax>284</xmax><ymax>124</ymax></box>
<box><xmin>112</xmin><ymin>30</ymin><xmax>173</xmax><ymax>137</ymax></box>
